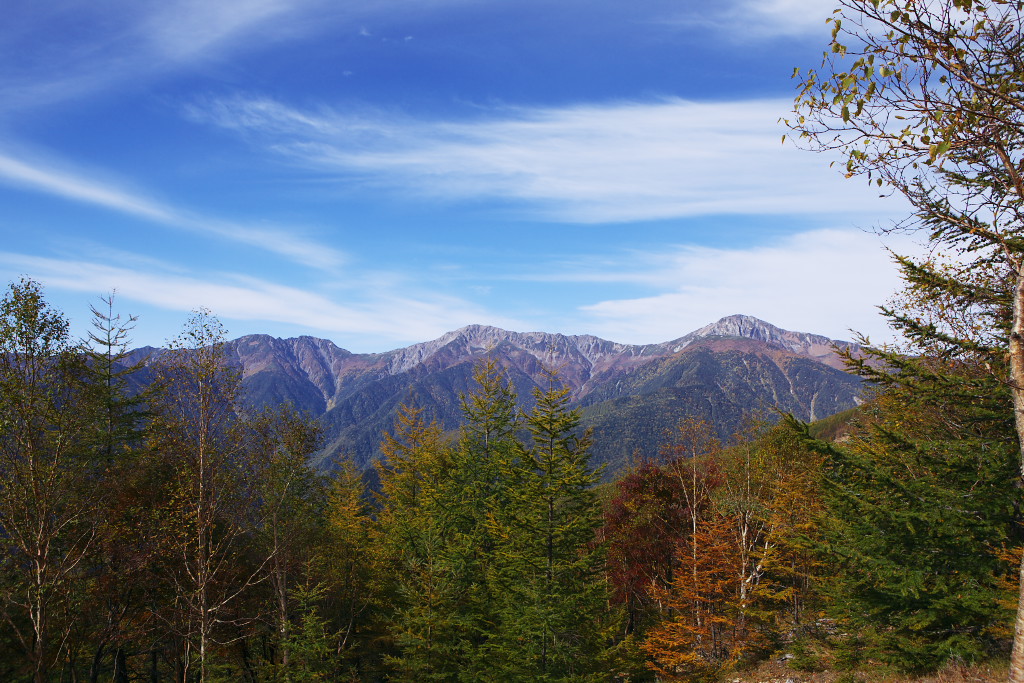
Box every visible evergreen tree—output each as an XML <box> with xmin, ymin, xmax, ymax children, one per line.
<box><xmin>486</xmin><ymin>369</ymin><xmax>607</xmax><ymax>681</ymax></box>
<box><xmin>787</xmin><ymin>1</ymin><xmax>1024</xmax><ymax>673</ymax></box>
<box><xmin>793</xmin><ymin>255</ymin><xmax>1020</xmax><ymax>671</ymax></box>
<box><xmin>76</xmin><ymin>294</ymin><xmax>152</xmax><ymax>683</ymax></box>
<box><xmin>445</xmin><ymin>360</ymin><xmax>521</xmax><ymax>678</ymax></box>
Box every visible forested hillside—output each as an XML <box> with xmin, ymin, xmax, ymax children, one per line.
<box><xmin>0</xmin><ymin>276</ymin><xmax>1018</xmax><ymax>682</ymax></box>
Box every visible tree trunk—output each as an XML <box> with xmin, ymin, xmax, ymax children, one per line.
<box><xmin>1008</xmin><ymin>268</ymin><xmax>1024</xmax><ymax>683</ymax></box>
<box><xmin>88</xmin><ymin>643</ymin><xmax>105</xmax><ymax>683</ymax></box>
<box><xmin>113</xmin><ymin>647</ymin><xmax>129</xmax><ymax>683</ymax></box>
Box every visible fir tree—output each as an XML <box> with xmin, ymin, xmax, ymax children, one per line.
<box><xmin>486</xmin><ymin>369</ymin><xmax>608</xmax><ymax>681</ymax></box>
<box><xmin>795</xmin><ymin>255</ymin><xmax>1020</xmax><ymax>671</ymax></box>
<box><xmin>444</xmin><ymin>360</ymin><xmax>521</xmax><ymax>678</ymax></box>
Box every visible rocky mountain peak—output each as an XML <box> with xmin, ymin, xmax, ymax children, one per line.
<box><xmin>672</xmin><ymin>314</ymin><xmax>854</xmax><ymax>365</ymax></box>
<box><xmin>692</xmin><ymin>314</ymin><xmax>793</xmax><ymax>343</ymax></box>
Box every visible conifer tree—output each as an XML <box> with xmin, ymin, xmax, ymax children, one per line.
<box><xmin>644</xmin><ymin>513</ymin><xmax>748</xmax><ymax>683</ymax></box>
<box><xmin>374</xmin><ymin>403</ymin><xmax>462</xmax><ymax>680</ymax></box>
<box><xmin>792</xmin><ymin>254</ymin><xmax>1020</xmax><ymax>671</ymax></box>
<box><xmin>76</xmin><ymin>294</ymin><xmax>152</xmax><ymax>682</ymax></box>
<box><xmin>319</xmin><ymin>461</ymin><xmax>380</xmax><ymax>677</ymax></box>
<box><xmin>486</xmin><ymin>369</ymin><xmax>607</xmax><ymax>680</ymax></box>
<box><xmin>787</xmin><ymin>1</ymin><xmax>1024</xmax><ymax>673</ymax></box>
<box><xmin>443</xmin><ymin>359</ymin><xmax>521</xmax><ymax>678</ymax></box>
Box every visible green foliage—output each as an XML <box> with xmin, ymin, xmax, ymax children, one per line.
<box><xmin>790</xmin><ymin>0</ymin><xmax>1024</xmax><ymax>672</ymax></box>
<box><xmin>23</xmin><ymin>280</ymin><xmax>1020</xmax><ymax>679</ymax></box>
<box><xmin>813</xmin><ymin>406</ymin><xmax>1017</xmax><ymax>671</ymax></box>
<box><xmin>374</xmin><ymin>363</ymin><xmax>611</xmax><ymax>681</ymax></box>
<box><xmin>485</xmin><ymin>370</ymin><xmax>608</xmax><ymax>680</ymax></box>
<box><xmin>260</xmin><ymin>581</ymin><xmax>337</xmax><ymax>683</ymax></box>
<box><xmin>789</xmin><ymin>253</ymin><xmax>1020</xmax><ymax>672</ymax></box>
<box><xmin>807</xmin><ymin>406</ymin><xmax>859</xmax><ymax>441</ymax></box>
<box><xmin>318</xmin><ymin>460</ymin><xmax>381</xmax><ymax>675</ymax></box>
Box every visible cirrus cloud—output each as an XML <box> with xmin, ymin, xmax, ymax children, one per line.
<box><xmin>186</xmin><ymin>95</ymin><xmax>906</xmax><ymax>224</ymax></box>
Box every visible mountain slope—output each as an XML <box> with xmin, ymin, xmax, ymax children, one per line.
<box><xmin>209</xmin><ymin>315</ymin><xmax>862</xmax><ymax>476</ymax></box>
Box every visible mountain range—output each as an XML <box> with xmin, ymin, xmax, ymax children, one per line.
<box><xmin>140</xmin><ymin>314</ymin><xmax>863</xmax><ymax>477</ymax></box>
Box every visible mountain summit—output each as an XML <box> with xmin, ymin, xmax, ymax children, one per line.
<box><xmin>671</xmin><ymin>314</ymin><xmax>855</xmax><ymax>368</ymax></box>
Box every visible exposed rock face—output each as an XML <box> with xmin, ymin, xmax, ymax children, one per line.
<box><xmin>189</xmin><ymin>315</ymin><xmax>862</xmax><ymax>477</ymax></box>
<box><xmin>669</xmin><ymin>314</ymin><xmax>856</xmax><ymax>369</ymax></box>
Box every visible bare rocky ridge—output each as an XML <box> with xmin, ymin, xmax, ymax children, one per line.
<box><xmin>195</xmin><ymin>314</ymin><xmax>864</xmax><ymax>475</ymax></box>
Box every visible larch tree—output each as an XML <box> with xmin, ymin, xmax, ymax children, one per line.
<box><xmin>645</xmin><ymin>424</ymin><xmax>789</xmax><ymax>682</ymax></box>
<box><xmin>319</xmin><ymin>460</ymin><xmax>380</xmax><ymax>677</ymax></box>
<box><xmin>643</xmin><ymin>512</ymin><xmax>746</xmax><ymax>683</ymax></box>
<box><xmin>373</xmin><ymin>402</ymin><xmax>460</xmax><ymax>680</ymax></box>
<box><xmin>659</xmin><ymin>417</ymin><xmax>723</xmax><ymax>663</ymax></box>
<box><xmin>786</xmin><ymin>2</ymin><xmax>1024</xmax><ymax>675</ymax></box>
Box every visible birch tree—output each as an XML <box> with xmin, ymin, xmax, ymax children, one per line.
<box><xmin>0</xmin><ymin>279</ymin><xmax>97</xmax><ymax>682</ymax></box>
<box><xmin>149</xmin><ymin>309</ymin><xmax>265</xmax><ymax>681</ymax></box>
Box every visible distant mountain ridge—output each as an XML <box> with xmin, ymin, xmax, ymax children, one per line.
<box><xmin>136</xmin><ymin>315</ymin><xmax>864</xmax><ymax>477</ymax></box>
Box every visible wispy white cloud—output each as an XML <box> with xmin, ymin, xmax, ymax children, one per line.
<box><xmin>0</xmin><ymin>0</ymin><xmax>488</xmax><ymax>113</ymax></box>
<box><xmin>568</xmin><ymin>228</ymin><xmax>924</xmax><ymax>344</ymax></box>
<box><xmin>0</xmin><ymin>154</ymin><xmax>173</xmax><ymax>222</ymax></box>
<box><xmin>661</xmin><ymin>0</ymin><xmax>838</xmax><ymax>39</ymax></box>
<box><xmin>140</xmin><ymin>0</ymin><xmax>307</xmax><ymax>63</ymax></box>
<box><xmin>0</xmin><ymin>148</ymin><xmax>345</xmax><ymax>270</ymax></box>
<box><xmin>0</xmin><ymin>251</ymin><xmax>524</xmax><ymax>347</ymax></box>
<box><xmin>187</xmin><ymin>95</ymin><xmax>906</xmax><ymax>224</ymax></box>
<box><xmin>0</xmin><ymin>1</ymin><xmax>294</xmax><ymax>111</ymax></box>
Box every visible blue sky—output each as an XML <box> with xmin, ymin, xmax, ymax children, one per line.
<box><xmin>0</xmin><ymin>0</ymin><xmax>916</xmax><ymax>352</ymax></box>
